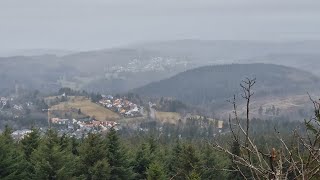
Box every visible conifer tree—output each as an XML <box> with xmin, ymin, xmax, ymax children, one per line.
<box><xmin>146</xmin><ymin>161</ymin><xmax>166</xmax><ymax>180</ymax></box>
<box><xmin>30</xmin><ymin>129</ymin><xmax>74</xmax><ymax>179</ymax></box>
<box><xmin>200</xmin><ymin>145</ymin><xmax>222</xmax><ymax>179</ymax></box>
<box><xmin>179</xmin><ymin>144</ymin><xmax>200</xmax><ymax>179</ymax></box>
<box><xmin>106</xmin><ymin>127</ymin><xmax>133</xmax><ymax>180</ymax></box>
<box><xmin>91</xmin><ymin>159</ymin><xmax>111</xmax><ymax>180</ymax></box>
<box><xmin>167</xmin><ymin>142</ymin><xmax>200</xmax><ymax>179</ymax></box>
<box><xmin>70</xmin><ymin>136</ymin><xmax>79</xmax><ymax>156</ymax></box>
<box><xmin>20</xmin><ymin>127</ymin><xmax>41</xmax><ymax>179</ymax></box>
<box><xmin>0</xmin><ymin>126</ymin><xmax>26</xmax><ymax>179</ymax></box>
<box><xmin>187</xmin><ymin>170</ymin><xmax>201</xmax><ymax>180</ymax></box>
<box><xmin>166</xmin><ymin>140</ymin><xmax>183</xmax><ymax>179</ymax></box>
<box><xmin>133</xmin><ymin>143</ymin><xmax>152</xmax><ymax>179</ymax></box>
<box><xmin>21</xmin><ymin>127</ymin><xmax>40</xmax><ymax>160</ymax></box>
<box><xmin>77</xmin><ymin>133</ymin><xmax>108</xmax><ymax>179</ymax></box>
<box><xmin>227</xmin><ymin>140</ymin><xmax>246</xmax><ymax>180</ymax></box>
<box><xmin>59</xmin><ymin>133</ymin><xmax>70</xmax><ymax>151</ymax></box>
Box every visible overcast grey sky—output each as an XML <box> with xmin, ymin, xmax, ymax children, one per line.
<box><xmin>1</xmin><ymin>0</ymin><xmax>320</xmax><ymax>51</ymax></box>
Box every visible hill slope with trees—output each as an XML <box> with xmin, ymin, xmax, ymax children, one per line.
<box><xmin>132</xmin><ymin>63</ymin><xmax>320</xmax><ymax>107</ymax></box>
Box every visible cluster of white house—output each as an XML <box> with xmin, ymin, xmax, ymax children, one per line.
<box><xmin>13</xmin><ymin>104</ymin><xmax>23</xmax><ymax>111</ymax></box>
<box><xmin>11</xmin><ymin>129</ymin><xmax>32</xmax><ymax>140</ymax></box>
<box><xmin>11</xmin><ymin>118</ymin><xmax>120</xmax><ymax>140</ymax></box>
<box><xmin>1</xmin><ymin>96</ymin><xmax>33</xmax><ymax>111</ymax></box>
<box><xmin>51</xmin><ymin>117</ymin><xmax>119</xmax><ymax>132</ymax></box>
<box><xmin>99</xmin><ymin>95</ymin><xmax>142</xmax><ymax>117</ymax></box>
<box><xmin>0</xmin><ymin>97</ymin><xmax>8</xmax><ymax>105</ymax></box>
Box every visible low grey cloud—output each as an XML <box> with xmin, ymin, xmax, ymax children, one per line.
<box><xmin>1</xmin><ymin>0</ymin><xmax>320</xmax><ymax>50</ymax></box>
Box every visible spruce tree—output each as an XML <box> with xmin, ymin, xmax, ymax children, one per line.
<box><xmin>167</xmin><ymin>142</ymin><xmax>200</xmax><ymax>180</ymax></box>
<box><xmin>30</xmin><ymin>129</ymin><xmax>75</xmax><ymax>179</ymax></box>
<box><xmin>200</xmin><ymin>145</ymin><xmax>222</xmax><ymax>179</ymax></box>
<box><xmin>187</xmin><ymin>170</ymin><xmax>201</xmax><ymax>180</ymax></box>
<box><xmin>146</xmin><ymin>161</ymin><xmax>166</xmax><ymax>180</ymax></box>
<box><xmin>133</xmin><ymin>143</ymin><xmax>152</xmax><ymax>179</ymax></box>
<box><xmin>227</xmin><ymin>140</ymin><xmax>246</xmax><ymax>180</ymax></box>
<box><xmin>179</xmin><ymin>144</ymin><xmax>200</xmax><ymax>179</ymax></box>
<box><xmin>70</xmin><ymin>136</ymin><xmax>79</xmax><ymax>156</ymax></box>
<box><xmin>0</xmin><ymin>125</ymin><xmax>28</xmax><ymax>179</ymax></box>
<box><xmin>166</xmin><ymin>140</ymin><xmax>183</xmax><ymax>179</ymax></box>
<box><xmin>77</xmin><ymin>133</ymin><xmax>108</xmax><ymax>179</ymax></box>
<box><xmin>91</xmin><ymin>159</ymin><xmax>111</xmax><ymax>180</ymax></box>
<box><xmin>106</xmin><ymin>127</ymin><xmax>133</xmax><ymax>180</ymax></box>
<box><xmin>21</xmin><ymin>127</ymin><xmax>40</xmax><ymax>160</ymax></box>
<box><xmin>20</xmin><ymin>127</ymin><xmax>41</xmax><ymax>179</ymax></box>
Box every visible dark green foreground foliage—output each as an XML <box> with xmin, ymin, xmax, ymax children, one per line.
<box><xmin>0</xmin><ymin>119</ymin><xmax>307</xmax><ymax>180</ymax></box>
<box><xmin>0</xmin><ymin>127</ymin><xmax>227</xmax><ymax>180</ymax></box>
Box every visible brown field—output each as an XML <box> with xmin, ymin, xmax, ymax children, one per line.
<box><xmin>155</xmin><ymin>111</ymin><xmax>181</xmax><ymax>124</ymax></box>
<box><xmin>216</xmin><ymin>93</ymin><xmax>315</xmax><ymax>119</ymax></box>
<box><xmin>51</xmin><ymin>97</ymin><xmax>120</xmax><ymax>121</ymax></box>
<box><xmin>117</xmin><ymin>117</ymin><xmax>147</xmax><ymax>124</ymax></box>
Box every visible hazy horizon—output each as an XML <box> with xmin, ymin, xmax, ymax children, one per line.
<box><xmin>1</xmin><ymin>0</ymin><xmax>320</xmax><ymax>51</ymax></box>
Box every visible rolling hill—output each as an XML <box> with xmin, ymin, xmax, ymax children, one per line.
<box><xmin>2</xmin><ymin>40</ymin><xmax>320</xmax><ymax>95</ymax></box>
<box><xmin>132</xmin><ymin>63</ymin><xmax>320</xmax><ymax>108</ymax></box>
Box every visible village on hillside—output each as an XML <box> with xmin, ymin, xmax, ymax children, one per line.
<box><xmin>98</xmin><ymin>94</ymin><xmax>143</xmax><ymax>118</ymax></box>
<box><xmin>0</xmin><ymin>90</ymin><xmax>224</xmax><ymax>140</ymax></box>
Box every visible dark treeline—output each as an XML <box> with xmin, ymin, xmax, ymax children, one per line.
<box><xmin>0</xmin><ymin>117</ymin><xmax>303</xmax><ymax>180</ymax></box>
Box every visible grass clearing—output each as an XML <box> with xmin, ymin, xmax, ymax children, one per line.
<box><xmin>51</xmin><ymin>97</ymin><xmax>119</xmax><ymax>121</ymax></box>
<box><xmin>155</xmin><ymin>111</ymin><xmax>181</xmax><ymax>124</ymax></box>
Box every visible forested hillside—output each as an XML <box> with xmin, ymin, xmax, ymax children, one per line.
<box><xmin>133</xmin><ymin>63</ymin><xmax>320</xmax><ymax>107</ymax></box>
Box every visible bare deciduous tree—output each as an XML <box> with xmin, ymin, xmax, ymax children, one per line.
<box><xmin>214</xmin><ymin>79</ymin><xmax>320</xmax><ymax>180</ymax></box>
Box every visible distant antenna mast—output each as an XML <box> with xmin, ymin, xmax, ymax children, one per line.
<box><xmin>15</xmin><ymin>81</ymin><xmax>19</xmax><ymax>97</ymax></box>
<box><xmin>42</xmin><ymin>108</ymin><xmax>52</xmax><ymax>128</ymax></box>
<box><xmin>43</xmin><ymin>107</ymin><xmax>69</xmax><ymax>128</ymax></box>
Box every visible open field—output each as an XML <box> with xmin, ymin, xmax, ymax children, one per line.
<box><xmin>155</xmin><ymin>111</ymin><xmax>181</xmax><ymax>124</ymax></box>
<box><xmin>51</xmin><ymin>96</ymin><xmax>120</xmax><ymax>121</ymax></box>
<box><xmin>216</xmin><ymin>93</ymin><xmax>317</xmax><ymax>120</ymax></box>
